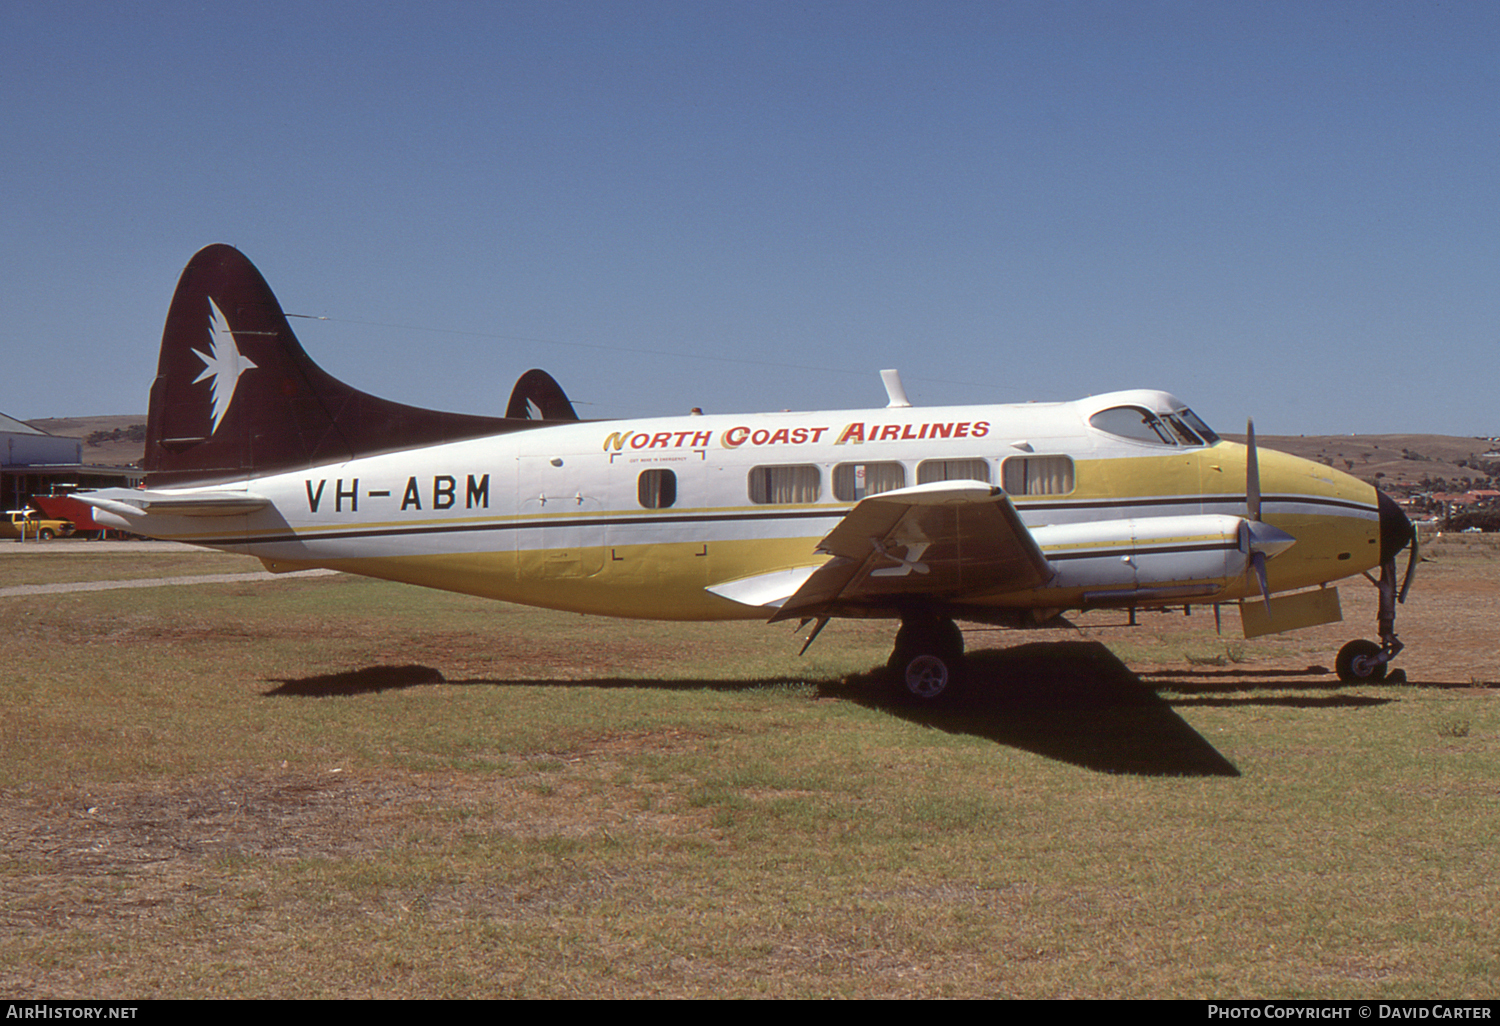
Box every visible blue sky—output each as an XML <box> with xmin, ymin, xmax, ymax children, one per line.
<box><xmin>4</xmin><ymin>1</ymin><xmax>1497</xmax><ymax>435</ymax></box>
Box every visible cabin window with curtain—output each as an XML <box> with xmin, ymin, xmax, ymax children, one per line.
<box><xmin>832</xmin><ymin>461</ymin><xmax>906</xmax><ymax>502</ymax></box>
<box><xmin>916</xmin><ymin>458</ymin><xmax>991</xmax><ymax>485</ymax></box>
<box><xmin>637</xmin><ymin>469</ymin><xmax>677</xmax><ymax>509</ymax></box>
<box><xmin>748</xmin><ymin>465</ymin><xmax>821</xmax><ymax>504</ymax></box>
<box><xmin>1001</xmin><ymin>455</ymin><xmax>1075</xmax><ymax>496</ymax></box>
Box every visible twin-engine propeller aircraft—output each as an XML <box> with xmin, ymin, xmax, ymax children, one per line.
<box><xmin>82</xmin><ymin>245</ymin><xmax>1418</xmax><ymax>702</ymax></box>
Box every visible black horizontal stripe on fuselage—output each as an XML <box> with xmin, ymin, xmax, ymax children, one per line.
<box><xmin>173</xmin><ymin>490</ymin><xmax>1372</xmax><ymax>548</ymax></box>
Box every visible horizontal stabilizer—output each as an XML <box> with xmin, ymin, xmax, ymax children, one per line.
<box><xmin>78</xmin><ymin>488</ymin><xmax>270</xmax><ymax>518</ymax></box>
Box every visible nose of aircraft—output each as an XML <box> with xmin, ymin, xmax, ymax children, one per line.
<box><xmin>1378</xmin><ymin>491</ymin><xmax>1415</xmax><ymax>564</ymax></box>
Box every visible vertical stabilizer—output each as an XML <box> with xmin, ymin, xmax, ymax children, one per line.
<box><xmin>146</xmin><ymin>245</ymin><xmax>526</xmax><ymax>486</ymax></box>
<box><xmin>505</xmin><ymin>368</ymin><xmax>580</xmax><ymax>421</ymax></box>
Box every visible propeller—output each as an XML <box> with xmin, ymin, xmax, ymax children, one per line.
<box><xmin>1246</xmin><ymin>418</ymin><xmax>1261</xmax><ymax>523</ymax></box>
<box><xmin>1240</xmin><ymin>418</ymin><xmax>1295</xmax><ymax>614</ymax></box>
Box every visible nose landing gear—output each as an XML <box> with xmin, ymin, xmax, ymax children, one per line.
<box><xmin>1336</xmin><ymin>493</ymin><xmax>1416</xmax><ymax>684</ymax></box>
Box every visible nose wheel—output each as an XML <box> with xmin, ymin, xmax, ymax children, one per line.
<box><xmin>1335</xmin><ymin>639</ymin><xmax>1387</xmax><ymax>683</ymax></box>
<box><xmin>1337</xmin><ymin>495</ymin><xmax>1416</xmax><ymax>684</ymax></box>
<box><xmin>1335</xmin><ymin>556</ymin><xmax>1405</xmax><ymax>684</ymax></box>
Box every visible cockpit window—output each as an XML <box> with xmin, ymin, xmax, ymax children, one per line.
<box><xmin>1090</xmin><ymin>405</ymin><xmax>1218</xmax><ymax>447</ymax></box>
<box><xmin>1177</xmin><ymin>408</ymin><xmax>1219</xmax><ymax>444</ymax></box>
<box><xmin>1163</xmin><ymin>414</ymin><xmax>1203</xmax><ymax>446</ymax></box>
<box><xmin>1089</xmin><ymin>406</ymin><xmax>1177</xmax><ymax>445</ymax></box>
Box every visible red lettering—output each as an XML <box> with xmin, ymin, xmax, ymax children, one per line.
<box><xmin>972</xmin><ymin>421</ymin><xmax>989</xmax><ymax>438</ymax></box>
<box><xmin>723</xmin><ymin>426</ymin><xmax>749</xmax><ymax>448</ymax></box>
<box><xmin>955</xmin><ymin>422</ymin><xmax>970</xmax><ymax>438</ymax></box>
<box><xmin>769</xmin><ymin>428</ymin><xmax>790</xmax><ymax>445</ymax></box>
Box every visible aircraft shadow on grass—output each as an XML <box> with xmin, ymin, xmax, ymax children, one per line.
<box><xmin>859</xmin><ymin>641</ymin><xmax>1247</xmax><ymax>777</ymax></box>
<box><xmin>262</xmin><ymin>639</ymin><xmax>1434</xmax><ymax>777</ymax></box>
<box><xmin>259</xmin><ymin>639</ymin><xmax>1427</xmax><ymax>777</ymax></box>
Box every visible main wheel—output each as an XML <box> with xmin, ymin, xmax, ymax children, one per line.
<box><xmin>887</xmin><ymin>615</ymin><xmax>966</xmax><ymax>704</ymax></box>
<box><xmin>1336</xmin><ymin>639</ymin><xmax>1387</xmax><ymax>683</ymax></box>
<box><xmin>893</xmin><ymin>650</ymin><xmax>964</xmax><ymax>704</ymax></box>
<box><xmin>38</xmin><ymin>528</ymin><xmax>55</xmax><ymax>540</ymax></box>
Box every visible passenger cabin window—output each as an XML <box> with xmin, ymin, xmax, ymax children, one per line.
<box><xmin>916</xmin><ymin>458</ymin><xmax>991</xmax><ymax>485</ymax></box>
<box><xmin>833</xmin><ymin>461</ymin><xmax>905</xmax><ymax>501</ymax></box>
<box><xmin>638</xmin><ymin>469</ymin><xmax>676</xmax><ymax>509</ymax></box>
<box><xmin>748</xmin><ymin>465</ymin><xmax>821</xmax><ymax>504</ymax></box>
<box><xmin>1002</xmin><ymin>455</ymin><xmax>1075</xmax><ymax>496</ymax></box>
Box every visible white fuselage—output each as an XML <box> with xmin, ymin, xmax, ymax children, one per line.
<box><xmin>131</xmin><ymin>390</ymin><xmax>1383</xmax><ymax>622</ymax></box>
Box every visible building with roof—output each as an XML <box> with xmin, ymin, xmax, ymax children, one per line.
<box><xmin>1</xmin><ymin>413</ymin><xmax>142</xmax><ymax>511</ymax></box>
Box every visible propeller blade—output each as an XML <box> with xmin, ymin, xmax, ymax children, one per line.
<box><xmin>1238</xmin><ymin>518</ymin><xmax>1292</xmax><ymax>616</ymax></box>
<box><xmin>1251</xmin><ymin>550</ymin><xmax>1272</xmax><ymax>615</ymax></box>
<box><xmin>1246</xmin><ymin>418</ymin><xmax>1261</xmax><ymax>522</ymax></box>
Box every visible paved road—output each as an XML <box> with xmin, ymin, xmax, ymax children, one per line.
<box><xmin>0</xmin><ymin>538</ymin><xmax>337</xmax><ymax>596</ymax></box>
<box><xmin>3</xmin><ymin>539</ymin><xmax>199</xmax><ymax>554</ymax></box>
<box><xmin>0</xmin><ymin>569</ymin><xmax>337</xmax><ymax>598</ymax></box>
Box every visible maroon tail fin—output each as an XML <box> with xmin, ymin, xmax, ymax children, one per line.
<box><xmin>146</xmin><ymin>245</ymin><xmax>534</xmax><ymax>486</ymax></box>
<box><xmin>505</xmin><ymin>368</ymin><xmax>579</xmax><ymax>421</ymax></box>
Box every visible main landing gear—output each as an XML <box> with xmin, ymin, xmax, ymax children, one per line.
<box><xmin>887</xmin><ymin>610</ymin><xmax>966</xmax><ymax>704</ymax></box>
<box><xmin>1336</xmin><ymin>492</ymin><xmax>1417</xmax><ymax>684</ymax></box>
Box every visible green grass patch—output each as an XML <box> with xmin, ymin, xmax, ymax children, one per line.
<box><xmin>1</xmin><ymin>547</ymin><xmax>1497</xmax><ymax>997</ymax></box>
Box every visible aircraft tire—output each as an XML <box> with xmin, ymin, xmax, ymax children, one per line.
<box><xmin>888</xmin><ymin>615</ymin><xmax>966</xmax><ymax>704</ymax></box>
<box><xmin>1335</xmin><ymin>639</ymin><xmax>1387</xmax><ymax>684</ymax></box>
<box><xmin>892</xmin><ymin>650</ymin><xmax>965</xmax><ymax>704</ymax></box>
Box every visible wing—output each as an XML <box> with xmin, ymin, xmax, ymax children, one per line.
<box><xmin>706</xmin><ymin>481</ymin><xmax>1054</xmax><ymax>620</ymax></box>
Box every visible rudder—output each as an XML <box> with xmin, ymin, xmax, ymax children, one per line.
<box><xmin>146</xmin><ymin>245</ymin><xmax>527</xmax><ymax>486</ymax></box>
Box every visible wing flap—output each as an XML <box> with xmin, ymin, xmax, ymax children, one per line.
<box><xmin>768</xmin><ymin>481</ymin><xmax>1053</xmax><ymax>622</ymax></box>
<box><xmin>704</xmin><ymin>566</ymin><xmax>821</xmax><ymax>609</ymax></box>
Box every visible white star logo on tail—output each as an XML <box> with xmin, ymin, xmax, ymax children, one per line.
<box><xmin>192</xmin><ymin>298</ymin><xmax>258</xmax><ymax>434</ymax></box>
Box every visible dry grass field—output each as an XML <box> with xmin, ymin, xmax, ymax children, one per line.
<box><xmin>1</xmin><ymin>537</ymin><xmax>1497</xmax><ymax>998</ymax></box>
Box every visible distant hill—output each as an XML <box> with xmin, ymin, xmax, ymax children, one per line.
<box><xmin>21</xmin><ymin>416</ymin><xmax>1499</xmax><ymax>491</ymax></box>
<box><xmin>1225</xmin><ymin>433</ymin><xmax>1498</xmax><ymax>491</ymax></box>
<box><xmin>26</xmin><ymin>415</ymin><xmax>147</xmax><ymax>467</ymax></box>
